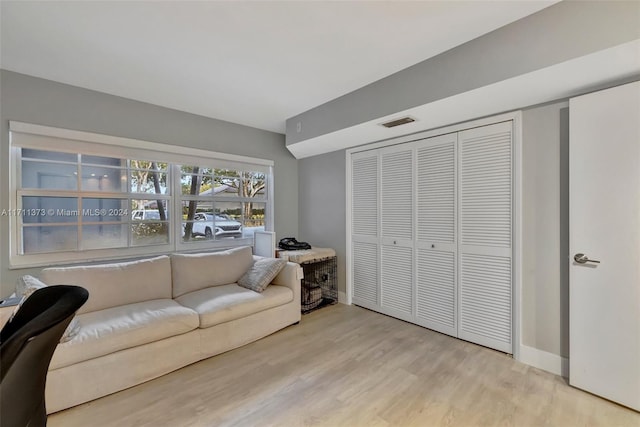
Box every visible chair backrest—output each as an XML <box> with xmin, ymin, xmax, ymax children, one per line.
<box><xmin>0</xmin><ymin>285</ymin><xmax>88</xmax><ymax>426</ymax></box>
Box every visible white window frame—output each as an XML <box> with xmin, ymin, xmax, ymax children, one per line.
<box><xmin>8</xmin><ymin>121</ymin><xmax>275</xmax><ymax>268</ymax></box>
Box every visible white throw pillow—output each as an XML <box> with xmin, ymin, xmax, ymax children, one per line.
<box><xmin>238</xmin><ymin>258</ymin><xmax>287</xmax><ymax>293</ymax></box>
<box><xmin>16</xmin><ymin>274</ymin><xmax>47</xmax><ymax>298</ymax></box>
<box><xmin>15</xmin><ymin>275</ymin><xmax>81</xmax><ymax>343</ymax></box>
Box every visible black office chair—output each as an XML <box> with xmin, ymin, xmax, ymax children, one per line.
<box><xmin>0</xmin><ymin>285</ymin><xmax>88</xmax><ymax>427</ymax></box>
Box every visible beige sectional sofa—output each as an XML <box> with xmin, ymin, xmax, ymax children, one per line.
<box><xmin>37</xmin><ymin>246</ymin><xmax>302</xmax><ymax>413</ymax></box>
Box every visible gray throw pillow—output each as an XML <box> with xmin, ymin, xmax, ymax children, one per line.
<box><xmin>15</xmin><ymin>275</ymin><xmax>81</xmax><ymax>343</ymax></box>
<box><xmin>238</xmin><ymin>258</ymin><xmax>287</xmax><ymax>293</ymax></box>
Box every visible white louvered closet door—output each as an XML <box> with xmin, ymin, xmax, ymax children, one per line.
<box><xmin>351</xmin><ymin>151</ymin><xmax>379</xmax><ymax>308</ymax></box>
<box><xmin>379</xmin><ymin>145</ymin><xmax>414</xmax><ymax>319</ymax></box>
<box><xmin>458</xmin><ymin>121</ymin><xmax>513</xmax><ymax>353</ymax></box>
<box><xmin>415</xmin><ymin>133</ymin><xmax>457</xmax><ymax>337</ymax></box>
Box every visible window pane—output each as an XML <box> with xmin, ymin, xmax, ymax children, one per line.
<box><xmin>82</xmin><ymin>199</ymin><xmax>128</xmax><ymax>222</ymax></box>
<box><xmin>243</xmin><ymin>202</ymin><xmax>266</xmax><ymax>238</ymax></box>
<box><xmin>81</xmin><ymin>166</ymin><xmax>126</xmax><ymax>192</ymax></box>
<box><xmin>181</xmin><ymin>199</ymin><xmax>212</xmax><ymax>242</ymax></box>
<box><xmin>180</xmin><ymin>199</ymin><xmax>209</xmax><ymax>219</ymax></box>
<box><xmin>214</xmin><ymin>203</ymin><xmax>243</xmax><ymax>240</ymax></box>
<box><xmin>22</xmin><ymin>149</ymin><xmax>76</xmax><ymax>162</ymax></box>
<box><xmin>22</xmin><ymin>161</ymin><xmax>78</xmax><ymax>190</ymax></box>
<box><xmin>130</xmin><ymin>171</ymin><xmax>169</xmax><ymax>194</ymax></box>
<box><xmin>23</xmin><ymin>226</ymin><xmax>77</xmax><ymax>253</ymax></box>
<box><xmin>131</xmin><ymin>200</ymin><xmax>170</xmax><ymax>218</ymax></box>
<box><xmin>181</xmin><ymin>165</ymin><xmax>212</xmax><ymax>197</ymax></box>
<box><xmin>22</xmin><ymin>196</ymin><xmax>77</xmax><ymax>223</ymax></box>
<box><xmin>131</xmin><ymin>223</ymin><xmax>169</xmax><ymax>246</ymax></box>
<box><xmin>246</xmin><ymin>173</ymin><xmax>267</xmax><ymax>199</ymax></box>
<box><xmin>213</xmin><ymin>169</ymin><xmax>240</xmax><ymax>197</ymax></box>
<box><xmin>82</xmin><ymin>224</ymin><xmax>128</xmax><ymax>249</ymax></box>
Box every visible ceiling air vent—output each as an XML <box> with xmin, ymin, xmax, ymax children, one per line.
<box><xmin>379</xmin><ymin>116</ymin><xmax>416</xmax><ymax>128</ymax></box>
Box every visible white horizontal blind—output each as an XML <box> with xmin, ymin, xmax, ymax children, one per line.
<box><xmin>458</xmin><ymin>121</ymin><xmax>513</xmax><ymax>353</ymax></box>
<box><xmin>10</xmin><ymin>122</ymin><xmax>272</xmax><ymax>174</ymax></box>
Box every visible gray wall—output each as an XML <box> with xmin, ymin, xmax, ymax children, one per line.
<box><xmin>0</xmin><ymin>70</ymin><xmax>298</xmax><ymax>297</ymax></box>
<box><xmin>521</xmin><ymin>101</ymin><xmax>569</xmax><ymax>358</ymax></box>
<box><xmin>297</xmin><ymin>100</ymin><xmax>571</xmax><ymax>358</ymax></box>
<box><xmin>286</xmin><ymin>0</ymin><xmax>640</xmax><ymax>146</ymax></box>
<box><xmin>298</xmin><ymin>150</ymin><xmax>346</xmax><ymax>296</ymax></box>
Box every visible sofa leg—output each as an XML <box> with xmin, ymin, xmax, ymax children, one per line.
<box><xmin>293</xmin><ymin>321</ymin><xmax>300</xmax><ymax>325</ymax></box>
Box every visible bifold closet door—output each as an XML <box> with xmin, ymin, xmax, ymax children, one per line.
<box><xmin>351</xmin><ymin>151</ymin><xmax>379</xmax><ymax>308</ymax></box>
<box><xmin>458</xmin><ymin>121</ymin><xmax>513</xmax><ymax>353</ymax></box>
<box><xmin>379</xmin><ymin>145</ymin><xmax>414</xmax><ymax>319</ymax></box>
<box><xmin>415</xmin><ymin>133</ymin><xmax>457</xmax><ymax>337</ymax></box>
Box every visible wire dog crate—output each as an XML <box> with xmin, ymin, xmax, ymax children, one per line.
<box><xmin>278</xmin><ymin>247</ymin><xmax>338</xmax><ymax>314</ymax></box>
<box><xmin>300</xmin><ymin>256</ymin><xmax>338</xmax><ymax>313</ymax></box>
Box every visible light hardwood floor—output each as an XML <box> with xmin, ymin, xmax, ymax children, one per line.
<box><xmin>48</xmin><ymin>304</ymin><xmax>639</xmax><ymax>427</ymax></box>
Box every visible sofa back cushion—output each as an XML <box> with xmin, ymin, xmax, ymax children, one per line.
<box><xmin>41</xmin><ymin>255</ymin><xmax>172</xmax><ymax>314</ymax></box>
<box><xmin>171</xmin><ymin>246</ymin><xmax>253</xmax><ymax>298</ymax></box>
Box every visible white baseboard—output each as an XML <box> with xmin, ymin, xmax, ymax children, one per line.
<box><xmin>518</xmin><ymin>344</ymin><xmax>569</xmax><ymax>377</ymax></box>
<box><xmin>338</xmin><ymin>291</ymin><xmax>348</xmax><ymax>304</ymax></box>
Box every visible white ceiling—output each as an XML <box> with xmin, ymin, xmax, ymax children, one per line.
<box><xmin>0</xmin><ymin>1</ymin><xmax>558</xmax><ymax>134</ymax></box>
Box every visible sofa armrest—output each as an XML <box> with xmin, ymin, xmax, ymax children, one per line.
<box><xmin>271</xmin><ymin>261</ymin><xmax>302</xmax><ymax>308</ymax></box>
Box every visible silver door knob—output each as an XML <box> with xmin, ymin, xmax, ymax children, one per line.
<box><xmin>574</xmin><ymin>253</ymin><xmax>601</xmax><ymax>264</ymax></box>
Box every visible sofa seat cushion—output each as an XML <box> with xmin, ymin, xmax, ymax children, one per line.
<box><xmin>175</xmin><ymin>284</ymin><xmax>293</xmax><ymax>329</ymax></box>
<box><xmin>50</xmin><ymin>299</ymin><xmax>199</xmax><ymax>370</ymax></box>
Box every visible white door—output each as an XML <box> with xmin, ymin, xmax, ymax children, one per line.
<box><xmin>458</xmin><ymin>121</ymin><xmax>513</xmax><ymax>354</ymax></box>
<box><xmin>351</xmin><ymin>151</ymin><xmax>380</xmax><ymax>308</ymax></box>
<box><xmin>569</xmin><ymin>81</ymin><xmax>640</xmax><ymax>411</ymax></box>
<box><xmin>379</xmin><ymin>145</ymin><xmax>414</xmax><ymax>318</ymax></box>
<box><xmin>415</xmin><ymin>133</ymin><xmax>458</xmax><ymax>337</ymax></box>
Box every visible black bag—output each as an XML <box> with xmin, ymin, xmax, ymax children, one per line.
<box><xmin>278</xmin><ymin>237</ymin><xmax>311</xmax><ymax>251</ymax></box>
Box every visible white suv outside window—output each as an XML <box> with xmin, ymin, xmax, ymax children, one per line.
<box><xmin>131</xmin><ymin>209</ymin><xmax>163</xmax><ymax>220</ymax></box>
<box><xmin>186</xmin><ymin>213</ymin><xmax>243</xmax><ymax>239</ymax></box>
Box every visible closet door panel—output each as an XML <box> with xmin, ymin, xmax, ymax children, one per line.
<box><xmin>379</xmin><ymin>146</ymin><xmax>414</xmax><ymax>317</ymax></box>
<box><xmin>351</xmin><ymin>151</ymin><xmax>380</xmax><ymax>308</ymax></box>
<box><xmin>415</xmin><ymin>133</ymin><xmax>457</xmax><ymax>336</ymax></box>
<box><xmin>458</xmin><ymin>121</ymin><xmax>513</xmax><ymax>353</ymax></box>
